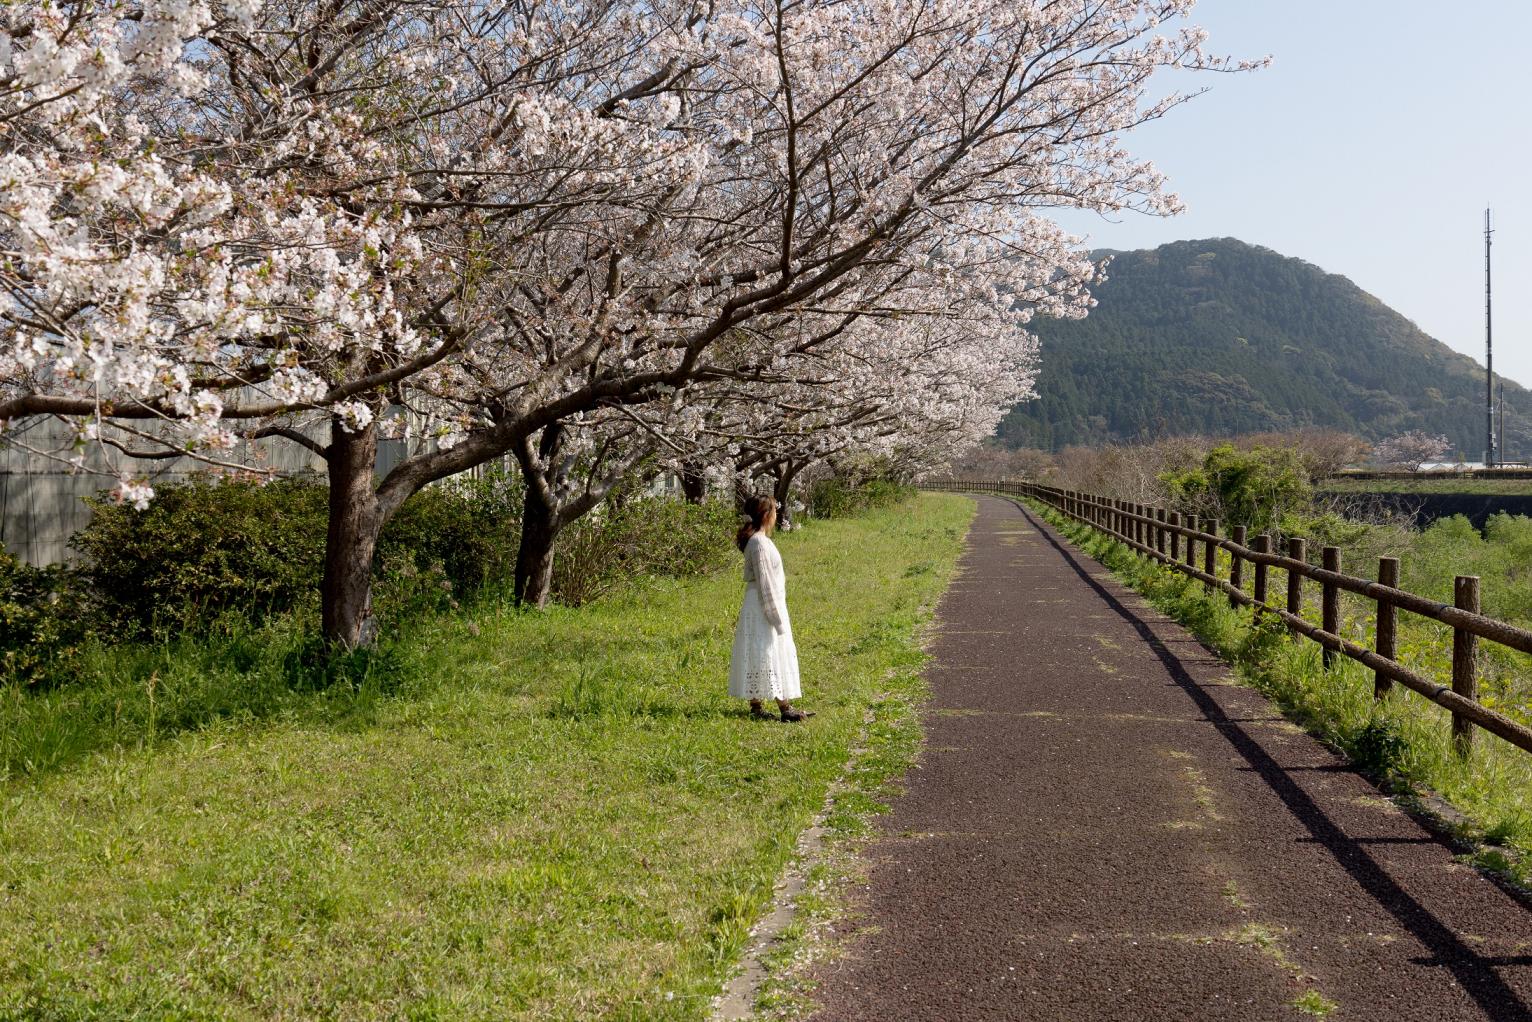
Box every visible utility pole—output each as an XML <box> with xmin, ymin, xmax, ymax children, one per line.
<box><xmin>1486</xmin><ymin>207</ymin><xmax>1496</xmax><ymax>467</ymax></box>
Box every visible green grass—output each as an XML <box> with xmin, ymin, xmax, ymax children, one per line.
<box><xmin>0</xmin><ymin>494</ymin><xmax>974</xmax><ymax>1021</ymax></box>
<box><xmin>1022</xmin><ymin>500</ymin><xmax>1532</xmax><ymax>889</ymax></box>
<box><xmin>0</xmin><ymin>617</ymin><xmax>408</xmax><ymax>783</ymax></box>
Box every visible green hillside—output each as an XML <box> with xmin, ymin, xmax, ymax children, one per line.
<box><xmin>1000</xmin><ymin>238</ymin><xmax>1529</xmax><ymax>455</ymax></box>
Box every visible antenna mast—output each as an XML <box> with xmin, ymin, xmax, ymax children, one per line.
<box><xmin>1486</xmin><ymin>207</ymin><xmax>1496</xmax><ymax>467</ymax></box>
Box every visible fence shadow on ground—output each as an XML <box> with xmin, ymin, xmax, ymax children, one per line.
<box><xmin>1013</xmin><ymin>499</ymin><xmax>1532</xmax><ymax>1021</ymax></box>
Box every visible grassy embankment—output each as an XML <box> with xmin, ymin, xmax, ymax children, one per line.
<box><xmin>1322</xmin><ymin>477</ymin><xmax>1532</xmax><ymax>495</ymax></box>
<box><xmin>0</xmin><ymin>494</ymin><xmax>973</xmax><ymax>1021</ymax></box>
<box><xmin>1022</xmin><ymin>499</ymin><xmax>1532</xmax><ymax>888</ymax></box>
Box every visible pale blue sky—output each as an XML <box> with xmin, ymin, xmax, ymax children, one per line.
<box><xmin>1052</xmin><ymin>1</ymin><xmax>1532</xmax><ymax>386</ymax></box>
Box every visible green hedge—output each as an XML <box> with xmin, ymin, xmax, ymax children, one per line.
<box><xmin>72</xmin><ymin>474</ymin><xmax>524</xmax><ymax>637</ymax></box>
<box><xmin>553</xmin><ymin>497</ymin><xmax>737</xmax><ymax>606</ymax></box>
<box><xmin>75</xmin><ymin>479</ymin><xmax>329</xmax><ymax>633</ymax></box>
<box><xmin>0</xmin><ymin>555</ymin><xmax>99</xmax><ymax>689</ymax></box>
<box><xmin>807</xmin><ymin>477</ymin><xmax>914</xmax><ymax>519</ymax></box>
<box><xmin>5</xmin><ymin>474</ymin><xmax>740</xmax><ymax>688</ymax></box>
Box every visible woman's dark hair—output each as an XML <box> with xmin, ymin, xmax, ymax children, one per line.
<box><xmin>736</xmin><ymin>495</ymin><xmax>776</xmax><ymax>551</ymax></box>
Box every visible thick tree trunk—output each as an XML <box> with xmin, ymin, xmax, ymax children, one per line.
<box><xmin>321</xmin><ymin>421</ymin><xmax>382</xmax><ymax>647</ymax></box>
<box><xmin>513</xmin><ymin>492</ymin><xmax>560</xmax><ymax>609</ymax></box>
<box><xmin>680</xmin><ymin>461</ymin><xmax>708</xmax><ymax>504</ymax></box>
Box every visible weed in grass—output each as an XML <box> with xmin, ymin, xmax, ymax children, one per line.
<box><xmin>1349</xmin><ymin>717</ymin><xmax>1408</xmax><ymax>778</ymax></box>
<box><xmin>1293</xmin><ymin>989</ymin><xmax>1340</xmax><ymax>1017</ymax></box>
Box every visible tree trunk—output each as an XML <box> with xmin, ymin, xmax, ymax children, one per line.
<box><xmin>680</xmin><ymin>461</ymin><xmax>708</xmax><ymax>504</ymax></box>
<box><xmin>773</xmin><ymin>461</ymin><xmax>803</xmax><ymax>528</ymax></box>
<box><xmin>321</xmin><ymin>420</ymin><xmax>382</xmax><ymax>647</ymax></box>
<box><xmin>514</xmin><ymin>490</ymin><xmax>560</xmax><ymax>608</ymax></box>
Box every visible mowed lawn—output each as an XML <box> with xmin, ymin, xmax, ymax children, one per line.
<box><xmin>0</xmin><ymin>495</ymin><xmax>973</xmax><ymax>1021</ymax></box>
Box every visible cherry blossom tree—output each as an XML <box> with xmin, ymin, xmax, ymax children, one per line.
<box><xmin>1373</xmin><ymin>431</ymin><xmax>1452</xmax><ymax>473</ymax></box>
<box><xmin>3</xmin><ymin>0</ymin><xmax>711</xmax><ymax>641</ymax></box>
<box><xmin>705</xmin><ymin>301</ymin><xmax>1044</xmax><ymax>520</ymax></box>
<box><xmin>3</xmin><ymin>0</ymin><xmax>1258</xmax><ymax>644</ymax></box>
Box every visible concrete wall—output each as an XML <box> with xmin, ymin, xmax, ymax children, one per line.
<box><xmin>2</xmin><ymin>415</ymin><xmax>666</xmax><ymax>566</ymax></box>
<box><xmin>1</xmin><ymin>418</ymin><xmax>343</xmax><ymax>566</ymax></box>
<box><xmin>1319</xmin><ymin>490</ymin><xmax>1532</xmax><ymax>532</ymax></box>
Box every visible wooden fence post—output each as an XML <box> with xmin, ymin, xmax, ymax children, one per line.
<box><xmin>1230</xmin><ymin>525</ymin><xmax>1246</xmax><ymax>605</ymax></box>
<box><xmin>1287</xmin><ymin>537</ymin><xmax>1306</xmax><ymax>637</ymax></box>
<box><xmin>1453</xmin><ymin>575</ymin><xmax>1480</xmax><ymax>757</ymax></box>
<box><xmin>1134</xmin><ymin>504</ymin><xmax>1145</xmax><ymax>547</ymax></box>
<box><xmin>1203</xmin><ymin>519</ymin><xmax>1219</xmax><ymax>589</ymax></box>
<box><xmin>1322</xmin><ymin>547</ymin><xmax>1341</xmax><ymax>669</ymax></box>
<box><xmin>1184</xmin><ymin>514</ymin><xmax>1198</xmax><ymax>570</ymax></box>
<box><xmin>1253</xmin><ymin>534</ymin><xmax>1270</xmax><ymax>606</ymax></box>
<box><xmin>1169</xmin><ymin>513</ymin><xmax>1181</xmax><ymax>562</ymax></box>
<box><xmin>1155</xmin><ymin>509</ymin><xmax>1166</xmax><ymax>557</ymax></box>
<box><xmin>1374</xmin><ymin>557</ymin><xmax>1399</xmax><ymax>700</ymax></box>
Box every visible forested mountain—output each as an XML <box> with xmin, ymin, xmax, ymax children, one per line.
<box><xmin>1000</xmin><ymin>238</ymin><xmax>1531</xmax><ymax>455</ymax></box>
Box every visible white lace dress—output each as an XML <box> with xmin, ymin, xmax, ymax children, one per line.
<box><xmin>728</xmin><ymin>532</ymin><xmax>802</xmax><ymax>700</ymax></box>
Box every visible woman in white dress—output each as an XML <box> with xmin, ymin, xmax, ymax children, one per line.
<box><xmin>729</xmin><ymin>495</ymin><xmax>811</xmax><ymax>722</ymax></box>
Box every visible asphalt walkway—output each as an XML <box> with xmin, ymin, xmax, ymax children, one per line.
<box><xmin>805</xmin><ymin>496</ymin><xmax>1532</xmax><ymax>1021</ymax></box>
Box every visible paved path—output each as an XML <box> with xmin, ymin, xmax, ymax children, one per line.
<box><xmin>805</xmin><ymin>496</ymin><xmax>1532</xmax><ymax>1022</ymax></box>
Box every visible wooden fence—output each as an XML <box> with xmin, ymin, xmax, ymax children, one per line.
<box><xmin>926</xmin><ymin>479</ymin><xmax>1532</xmax><ymax>758</ymax></box>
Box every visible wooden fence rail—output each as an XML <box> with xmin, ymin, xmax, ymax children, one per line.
<box><xmin>924</xmin><ymin>479</ymin><xmax>1532</xmax><ymax>758</ymax></box>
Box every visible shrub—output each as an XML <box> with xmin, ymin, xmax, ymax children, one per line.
<box><xmin>0</xmin><ymin>553</ymin><xmax>99</xmax><ymax>688</ymax></box>
<box><xmin>71</xmin><ymin>471</ymin><xmax>526</xmax><ymax>637</ymax></box>
<box><xmin>378</xmin><ymin>468</ymin><xmax>522</xmax><ymax>599</ymax></box>
<box><xmin>1277</xmin><ymin>508</ymin><xmax>1372</xmax><ymax>550</ymax></box>
<box><xmin>552</xmin><ymin>498</ymin><xmax>736</xmax><ymax>606</ymax></box>
<box><xmin>806</xmin><ymin>477</ymin><xmax>913</xmax><ymax>519</ymax></box>
<box><xmin>74</xmin><ymin>478</ymin><xmax>329</xmax><ymax>635</ymax></box>
<box><xmin>1161</xmin><ymin>443</ymin><xmax>1312</xmax><ymax>532</ymax></box>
